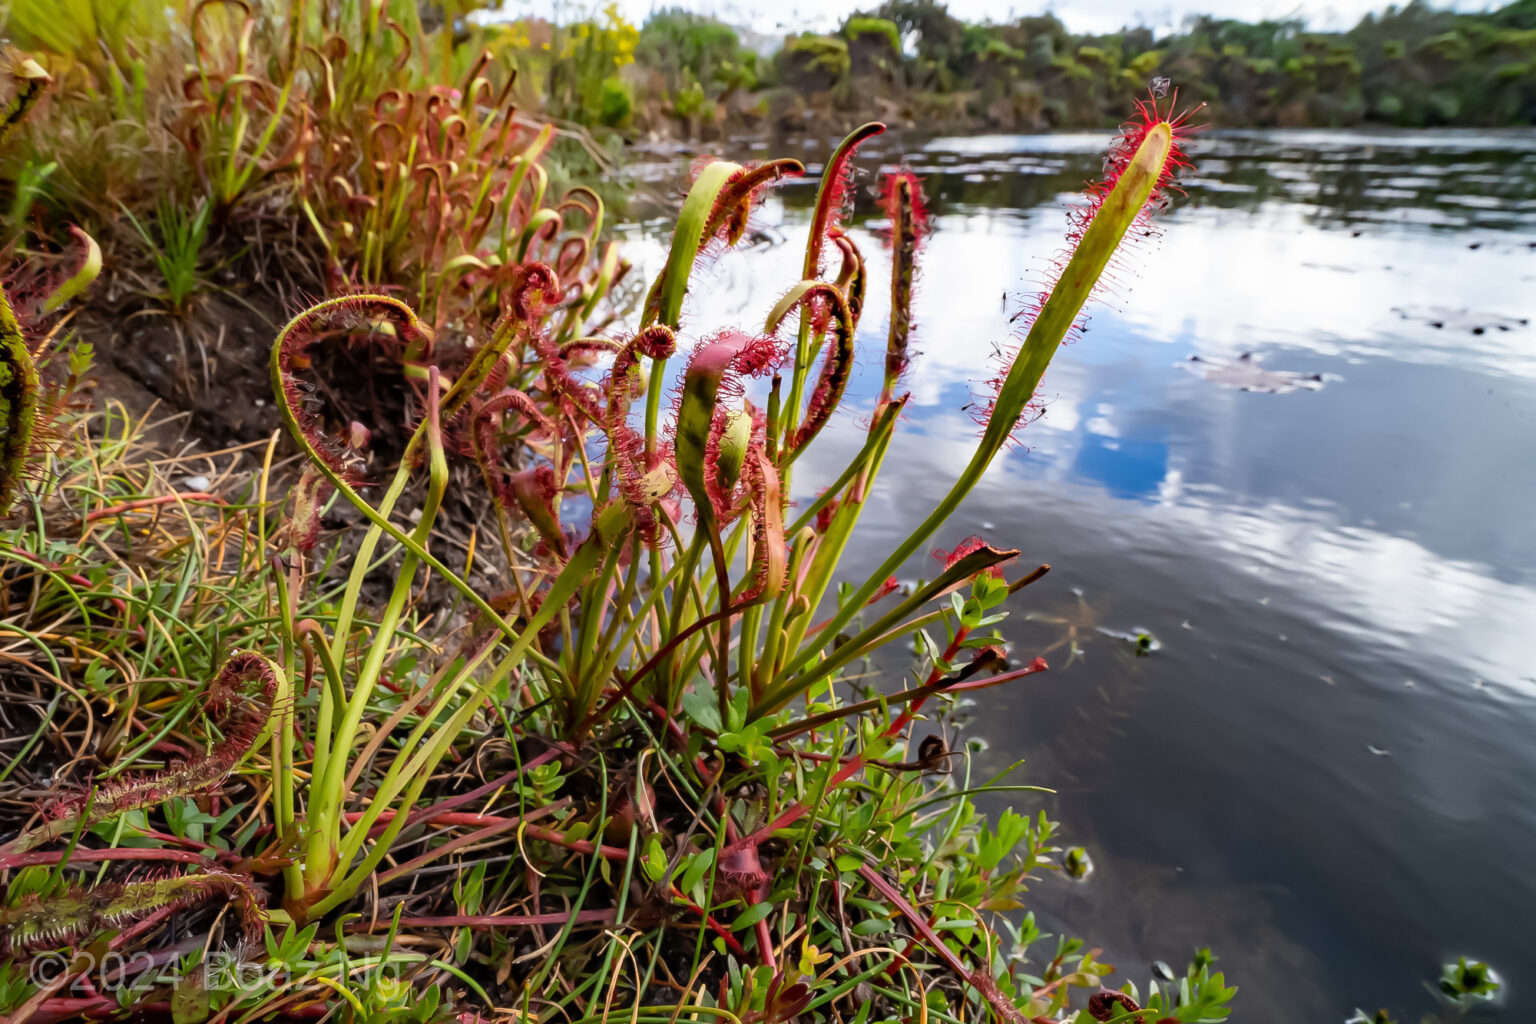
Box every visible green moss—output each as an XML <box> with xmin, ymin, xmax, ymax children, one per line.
<box><xmin>843</xmin><ymin>16</ymin><xmax>902</xmax><ymax>56</ymax></box>
<box><xmin>788</xmin><ymin>33</ymin><xmax>851</xmax><ymax>78</ymax></box>
<box><xmin>1127</xmin><ymin>49</ymin><xmax>1162</xmax><ymax>76</ymax></box>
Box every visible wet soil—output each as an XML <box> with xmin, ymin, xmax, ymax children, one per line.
<box><xmin>80</xmin><ymin>292</ymin><xmax>282</xmax><ymax>450</ymax></box>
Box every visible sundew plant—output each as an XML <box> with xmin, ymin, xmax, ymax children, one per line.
<box><xmin>0</xmin><ymin>78</ymin><xmax>1235</xmax><ymax>1024</ymax></box>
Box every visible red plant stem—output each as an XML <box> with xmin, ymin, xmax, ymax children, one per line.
<box><xmin>110</xmin><ymin>904</ymin><xmax>182</xmax><ymax>950</ymax></box>
<box><xmin>376</xmin><ymin>805</ymin><xmax>563</xmax><ymax>885</ymax></box>
<box><xmin>521</xmin><ymin>824</ymin><xmax>629</xmax><ymax>860</ymax></box>
<box><xmin>771</xmin><ymin>659</ymin><xmax>1045</xmax><ymax>742</ymax></box>
<box><xmin>0</xmin><ymin>848</ymin><xmax>216</xmax><ymax>870</ymax></box>
<box><xmin>882</xmin><ymin>624</ymin><xmax>971</xmax><ymax>739</ymax></box>
<box><xmin>346</xmin><ymin>908</ymin><xmax>618</xmax><ymax>931</ymax></box>
<box><xmin>6</xmin><ymin>957</ymin><xmax>84</xmax><ymax>1024</ymax></box>
<box><xmin>732</xmin><ymin>745</ymin><xmax>870</xmax><ymax>851</ymax></box>
<box><xmin>403</xmin><ymin>752</ymin><xmax>558</xmax><ymax>826</ymax></box>
<box><xmin>882</xmin><ymin>908</ymin><xmax>942</xmax><ymax>980</ymax></box>
<box><xmin>344</xmin><ymin>809</ymin><xmax>510</xmax><ymax>831</ymax></box>
<box><xmin>339</xmin><ymin>752</ymin><xmax>563</xmax><ymax>838</ymax></box>
<box><xmin>669</xmin><ymin>885</ymin><xmax>749</xmax><ymax>959</ymax></box>
<box><xmin>754</xmin><ymin>913</ymin><xmax>776</xmax><ymax>969</ymax></box>
<box><xmin>27</xmin><ymin>996</ymin><xmax>160</xmax><ymax>1024</ymax></box>
<box><xmin>854</xmin><ymin>861</ymin><xmax>1025</xmax><ymax>1024</ymax></box>
<box><xmin>136</xmin><ymin>826</ymin><xmax>219</xmax><ymax>853</ymax></box>
<box><xmin>103</xmin><ymin>936</ymin><xmax>200</xmax><ymax>981</ymax></box>
<box><xmin>82</xmin><ymin>492</ymin><xmax>221</xmax><ymax>523</ymax></box>
<box><xmin>61</xmin><ymin>572</ymin><xmax>128</xmax><ymax>616</ymax></box>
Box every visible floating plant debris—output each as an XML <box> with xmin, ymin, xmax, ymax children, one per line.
<box><xmin>1025</xmin><ymin>588</ymin><xmax>1163</xmax><ymax>664</ymax></box>
<box><xmin>1183</xmin><ymin>353</ymin><xmax>1324</xmax><ymax>394</ymax></box>
<box><xmin>1063</xmin><ymin>845</ymin><xmax>1095</xmax><ymax>881</ymax></box>
<box><xmin>1095</xmin><ymin>626</ymin><xmax>1164</xmax><ymax>655</ymax></box>
<box><xmin>1391</xmin><ymin>305</ymin><xmax>1529</xmax><ymax>335</ymax></box>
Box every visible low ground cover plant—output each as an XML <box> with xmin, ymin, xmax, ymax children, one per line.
<box><xmin>0</xmin><ymin>42</ymin><xmax>1243</xmax><ymax>1024</ymax></box>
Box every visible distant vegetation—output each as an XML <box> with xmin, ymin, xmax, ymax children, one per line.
<box><xmin>487</xmin><ymin>0</ymin><xmax>1536</xmax><ymax>136</ymax></box>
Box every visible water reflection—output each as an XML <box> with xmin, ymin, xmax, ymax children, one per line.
<box><xmin>620</xmin><ymin>128</ymin><xmax>1536</xmax><ymax>1021</ymax></box>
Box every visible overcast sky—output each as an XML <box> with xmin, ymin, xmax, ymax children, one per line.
<box><xmin>524</xmin><ymin>0</ymin><xmax>1490</xmax><ymax>36</ymax></box>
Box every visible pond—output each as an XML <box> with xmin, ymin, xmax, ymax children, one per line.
<box><xmin>619</xmin><ymin>127</ymin><xmax>1536</xmax><ymax>1021</ymax></box>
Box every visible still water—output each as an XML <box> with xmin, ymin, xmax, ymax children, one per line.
<box><xmin>620</xmin><ymin>128</ymin><xmax>1536</xmax><ymax>1021</ymax></box>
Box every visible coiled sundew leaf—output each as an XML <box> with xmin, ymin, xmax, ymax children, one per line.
<box><xmin>468</xmin><ymin>389</ymin><xmax>566</xmax><ymax>555</ymax></box>
<box><xmin>803</xmin><ymin>122</ymin><xmax>884</xmax><ymax>280</ymax></box>
<box><xmin>640</xmin><ymin>158</ymin><xmax>802</xmax><ymax>446</ymax></box>
<box><xmin>0</xmin><ymin>869</ymin><xmax>264</xmax><ymax>957</ymax></box>
<box><xmin>700</xmin><ymin>158</ymin><xmax>804</xmax><ymax>248</ymax></box>
<box><xmin>642</xmin><ymin>161</ymin><xmax>741</xmax><ymax>332</ymax></box>
<box><xmin>766</xmin><ymin>281</ymin><xmax>854</xmax><ymax>463</ymax></box>
<box><xmin>644</xmin><ymin>156</ymin><xmax>803</xmax><ymax>333</ymax></box>
<box><xmin>674</xmin><ymin>331</ymin><xmax>781</xmax><ymax>531</ymax></box>
<box><xmin>3</xmin><ymin>652</ymin><xmax>286</xmax><ymax>853</ymax></box>
<box><xmin>271</xmin><ymin>294</ymin><xmax>437</xmax><ymax>484</ymax></box>
<box><xmin>0</xmin><ymin>285</ymin><xmax>40</xmax><ymax>516</ymax></box>
<box><xmin>828</xmin><ymin>229</ymin><xmax>866</xmax><ymax>327</ymax></box>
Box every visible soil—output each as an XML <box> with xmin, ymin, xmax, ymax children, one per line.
<box><xmin>76</xmin><ymin>269</ymin><xmax>438</xmax><ymax>479</ymax></box>
<box><xmin>80</xmin><ymin>292</ymin><xmax>282</xmax><ymax>450</ymax></box>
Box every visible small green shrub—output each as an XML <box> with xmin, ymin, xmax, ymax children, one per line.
<box><xmin>599</xmin><ymin>74</ymin><xmax>634</xmax><ymax>126</ymax></box>
<box><xmin>670</xmin><ymin>74</ymin><xmax>709</xmax><ymax>121</ymax></box>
